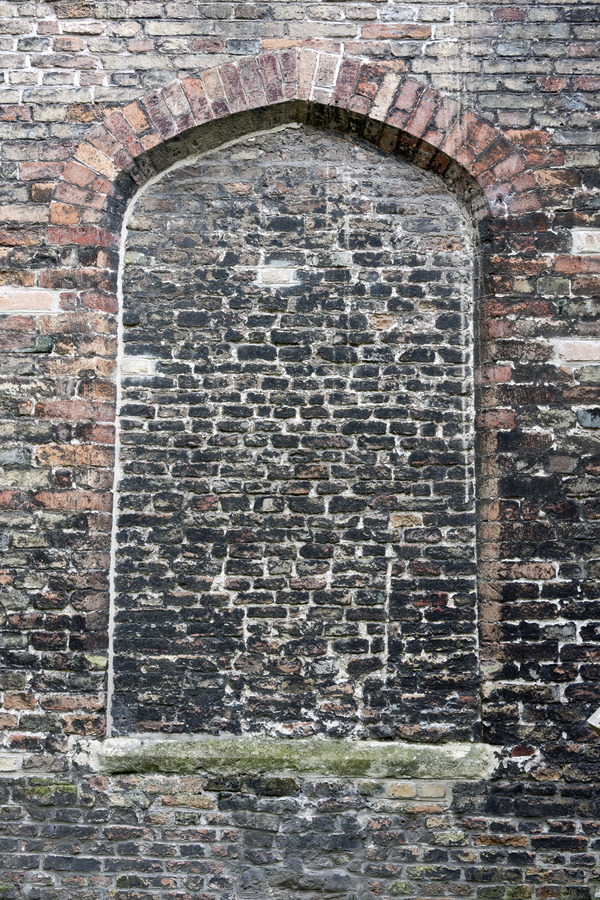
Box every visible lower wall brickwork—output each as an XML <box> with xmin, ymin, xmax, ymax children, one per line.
<box><xmin>2</xmin><ymin>767</ymin><xmax>599</xmax><ymax>900</ymax></box>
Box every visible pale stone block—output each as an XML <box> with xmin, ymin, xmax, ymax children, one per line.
<box><xmin>0</xmin><ymin>753</ymin><xmax>23</xmax><ymax>772</ymax></box>
<box><xmin>554</xmin><ymin>340</ymin><xmax>600</xmax><ymax>366</ymax></box>
<box><xmin>257</xmin><ymin>266</ymin><xmax>299</xmax><ymax>285</ymax></box>
<box><xmin>588</xmin><ymin>706</ymin><xmax>600</xmax><ymax>736</ymax></box>
<box><xmin>90</xmin><ymin>735</ymin><xmax>499</xmax><ymax>778</ymax></box>
<box><xmin>571</xmin><ymin>229</ymin><xmax>600</xmax><ymax>255</ymax></box>
<box><xmin>371</xmin><ymin>72</ymin><xmax>399</xmax><ymax>122</ymax></box>
<box><xmin>418</xmin><ymin>782</ymin><xmax>447</xmax><ymax>798</ymax></box>
<box><xmin>388</xmin><ymin>782</ymin><xmax>417</xmax><ymax>798</ymax></box>
<box><xmin>390</xmin><ymin>512</ymin><xmax>423</xmax><ymax>527</ymax></box>
<box><xmin>0</xmin><ymin>288</ymin><xmax>60</xmax><ymax>314</ymax></box>
<box><xmin>121</xmin><ymin>356</ymin><xmax>157</xmax><ymax>375</ymax></box>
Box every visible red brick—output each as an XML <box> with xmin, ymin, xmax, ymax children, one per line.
<box><xmin>504</xmin><ymin>190</ymin><xmax>543</xmax><ymax>214</ymax></box>
<box><xmin>60</xmin><ymin>160</ymin><xmax>97</xmax><ymax>189</ymax></box>
<box><xmin>280</xmin><ymin>48</ymin><xmax>298</xmax><ymax>97</ymax></box>
<box><xmin>348</xmin><ymin>94</ymin><xmax>373</xmax><ymax>115</ymax></box>
<box><xmin>554</xmin><ymin>256</ymin><xmax>600</xmax><ymax>275</ymax></box>
<box><xmin>0</xmin><ymin>490</ymin><xmax>29</xmax><ymax>510</ymax></box>
<box><xmin>472</xmin><ymin>136</ymin><xmax>513</xmax><ymax>176</ymax></box>
<box><xmin>423</xmin><ymin>96</ymin><xmax>460</xmax><ymax>146</ymax></box>
<box><xmin>0</xmin><ymin>104</ymin><xmax>31</xmax><ymax>122</ymax></box>
<box><xmin>141</xmin><ymin>90</ymin><xmax>178</xmax><ymax>140</ymax></box>
<box><xmin>492</xmin><ymin>5</ymin><xmax>525</xmax><ymax>20</ymax></box>
<box><xmin>54</xmin><ymin>181</ymin><xmax>105</xmax><ymax>209</ymax></box>
<box><xmin>536</xmin><ymin>76</ymin><xmax>569</xmax><ymax>92</ymax></box>
<box><xmin>4</xmin><ymin>693</ymin><xmax>36</xmax><ymax>709</ymax></box>
<box><xmin>41</xmin><ymin>694</ymin><xmax>105</xmax><ymax>711</ymax></box>
<box><xmin>79</xmin><ymin>424</ymin><xmax>115</xmax><ymax>444</ymax></box>
<box><xmin>572</xmin><ymin>274</ymin><xmax>600</xmax><ymax>295</ymax></box>
<box><xmin>496</xmin><ymin>562</ymin><xmax>556</xmax><ymax>581</ymax></box>
<box><xmin>34</xmin><ymin>490</ymin><xmax>113</xmax><ymax>512</ymax></box>
<box><xmin>62</xmin><ymin>713</ymin><xmax>105</xmax><ymax>735</ymax></box>
<box><xmin>237</xmin><ymin>58</ymin><xmax>267</xmax><ymax>108</ymax></box>
<box><xmin>259</xmin><ymin>53</ymin><xmax>285</xmax><ymax>104</ymax></box>
<box><xmin>181</xmin><ymin>77</ymin><xmax>213</xmax><ymax>124</ymax></box>
<box><xmin>405</xmin><ymin>87</ymin><xmax>438</xmax><ymax>139</ymax></box>
<box><xmin>49</xmin><ymin>202</ymin><xmax>81</xmax><ymax>225</ymax></box>
<box><xmin>38</xmin><ymin>19</ymin><xmax>60</xmax><ymax>34</ymax></box>
<box><xmin>354</xmin><ymin>63</ymin><xmax>386</xmax><ymax>100</ymax></box>
<box><xmin>220</xmin><ymin>64</ymin><xmax>248</xmax><ymax>114</ymax></box>
<box><xmin>476</xmin><ymin>410</ymin><xmax>517</xmax><ymax>429</ymax></box>
<box><xmin>34</xmin><ymin>399</ymin><xmax>116</xmax><ymax>422</ymax></box>
<box><xmin>200</xmin><ymin>67</ymin><xmax>230</xmax><ymax>117</ymax></box>
<box><xmin>122</xmin><ymin>100</ymin><xmax>152</xmax><ymax>135</ymax></box>
<box><xmin>161</xmin><ymin>81</ymin><xmax>195</xmax><ymax>131</ymax></box>
<box><xmin>0</xmin><ymin>714</ymin><xmax>18</xmax><ymax>728</ymax></box>
<box><xmin>505</xmin><ymin>128</ymin><xmax>551</xmax><ymax>149</ymax></box>
<box><xmin>492</xmin><ymin>151</ymin><xmax>526</xmax><ymax>181</ymax></box>
<box><xmin>331</xmin><ymin>58</ymin><xmax>359</xmax><ymax>107</ymax></box>
<box><xmin>438</xmin><ymin>116</ymin><xmax>475</xmax><ymax>163</ymax></box>
<box><xmin>467</xmin><ymin>121</ymin><xmax>500</xmax><ymax>157</ymax></box>
<box><xmin>475</xmin><ymin>365</ymin><xmax>513</xmax><ymax>384</ymax></box>
<box><xmin>20</xmin><ymin>161</ymin><xmax>64</xmax><ymax>181</ymax></box>
<box><xmin>86</xmin><ymin>123</ymin><xmax>123</xmax><ymax>161</ymax></box>
<box><xmin>34</xmin><ymin>445</ymin><xmax>115</xmax><ymax>468</ymax></box>
<box><xmin>573</xmin><ymin>76</ymin><xmax>600</xmax><ymax>91</ymax></box>
<box><xmin>79</xmin><ymin>290</ymin><xmax>118</xmax><ymax>313</ymax></box>
<box><xmin>104</xmin><ymin>111</ymin><xmax>145</xmax><ymax>159</ymax></box>
<box><xmin>74</xmin><ymin>142</ymin><xmax>120</xmax><ymax>179</ymax></box>
<box><xmin>190</xmin><ymin>38</ymin><xmax>224</xmax><ymax>52</ymax></box>
<box><xmin>46</xmin><ymin>225</ymin><xmax>118</xmax><ymax>249</ymax></box>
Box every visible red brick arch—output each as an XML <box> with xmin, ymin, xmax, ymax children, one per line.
<box><xmin>41</xmin><ymin>51</ymin><xmax>549</xmax><ymax>728</ymax></box>
<box><xmin>46</xmin><ymin>48</ymin><xmax>543</xmax><ymax>258</ymax></box>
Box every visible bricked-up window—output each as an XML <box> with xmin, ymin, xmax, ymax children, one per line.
<box><xmin>111</xmin><ymin>124</ymin><xmax>478</xmax><ymax>741</ymax></box>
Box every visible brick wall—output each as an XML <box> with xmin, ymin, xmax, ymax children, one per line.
<box><xmin>0</xmin><ymin>0</ymin><xmax>599</xmax><ymax>896</ymax></box>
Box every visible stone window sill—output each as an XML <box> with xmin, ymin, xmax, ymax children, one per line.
<box><xmin>86</xmin><ymin>735</ymin><xmax>499</xmax><ymax>779</ymax></box>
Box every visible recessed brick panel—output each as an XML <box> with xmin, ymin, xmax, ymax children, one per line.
<box><xmin>112</xmin><ymin>125</ymin><xmax>477</xmax><ymax>740</ymax></box>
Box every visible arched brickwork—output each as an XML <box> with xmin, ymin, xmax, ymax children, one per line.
<box><xmin>46</xmin><ymin>49</ymin><xmax>543</xmax><ymax>244</ymax></box>
<box><xmin>41</xmin><ymin>49</ymin><xmax>548</xmax><ymax>741</ymax></box>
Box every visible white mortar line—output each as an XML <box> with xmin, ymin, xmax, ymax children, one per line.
<box><xmin>105</xmin><ymin>190</ymin><xmax>127</xmax><ymax>738</ymax></box>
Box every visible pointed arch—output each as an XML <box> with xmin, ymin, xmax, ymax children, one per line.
<box><xmin>45</xmin><ymin>49</ymin><xmax>543</xmax><ymax>259</ymax></box>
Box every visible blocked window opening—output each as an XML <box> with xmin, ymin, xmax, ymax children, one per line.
<box><xmin>111</xmin><ymin>123</ymin><xmax>478</xmax><ymax>741</ymax></box>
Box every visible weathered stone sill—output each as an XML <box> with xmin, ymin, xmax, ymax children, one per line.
<box><xmin>88</xmin><ymin>736</ymin><xmax>498</xmax><ymax>779</ymax></box>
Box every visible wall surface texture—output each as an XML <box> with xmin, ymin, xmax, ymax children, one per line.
<box><xmin>0</xmin><ymin>0</ymin><xmax>599</xmax><ymax>898</ymax></box>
